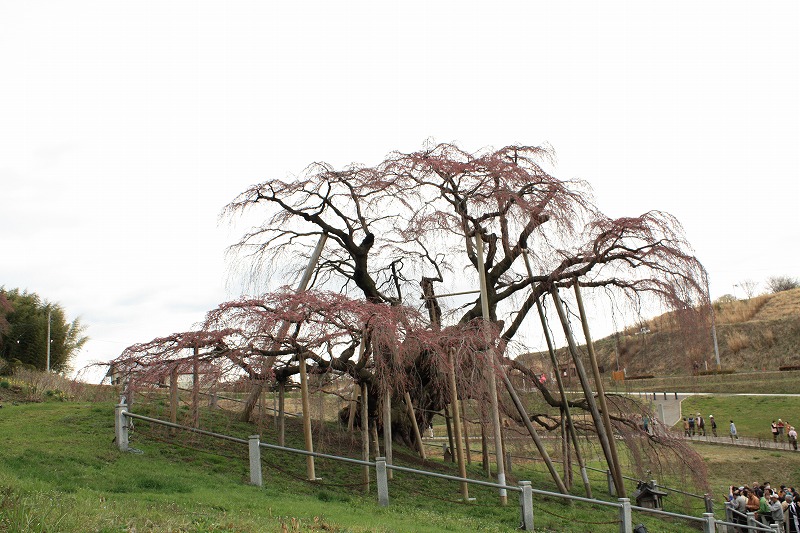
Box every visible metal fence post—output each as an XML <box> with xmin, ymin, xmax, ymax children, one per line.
<box><xmin>376</xmin><ymin>457</ymin><xmax>389</xmax><ymax>507</ymax></box>
<box><xmin>747</xmin><ymin>512</ymin><xmax>759</xmax><ymax>530</ymax></box>
<box><xmin>618</xmin><ymin>498</ymin><xmax>632</xmax><ymax>533</ymax></box>
<box><xmin>519</xmin><ymin>481</ymin><xmax>533</xmax><ymax>531</ymax></box>
<box><xmin>115</xmin><ymin>402</ymin><xmax>129</xmax><ymax>452</ymax></box>
<box><xmin>724</xmin><ymin>502</ymin><xmax>734</xmax><ymax>533</ymax></box>
<box><xmin>248</xmin><ymin>435</ymin><xmax>262</xmax><ymax>487</ymax></box>
<box><xmin>608</xmin><ymin>469</ymin><xmax>617</xmax><ymax>496</ymax></box>
<box><xmin>702</xmin><ymin>512</ymin><xmax>716</xmax><ymax>533</ymax></box>
<box><xmin>770</xmin><ymin>524</ymin><xmax>780</xmax><ymax>532</ymax></box>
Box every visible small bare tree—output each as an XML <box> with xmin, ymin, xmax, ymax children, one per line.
<box><xmin>738</xmin><ymin>279</ymin><xmax>759</xmax><ymax>299</ymax></box>
<box><xmin>766</xmin><ymin>275</ymin><xmax>800</xmax><ymax>293</ymax></box>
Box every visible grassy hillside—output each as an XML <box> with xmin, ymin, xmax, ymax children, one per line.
<box><xmin>0</xmin><ymin>393</ymin><xmax>732</xmax><ymax>533</ymax></box>
<box><xmin>4</xmin><ymin>368</ymin><xmax>800</xmax><ymax>532</ymax></box>
<box><xmin>523</xmin><ymin>288</ymin><xmax>800</xmax><ymax>378</ymax></box>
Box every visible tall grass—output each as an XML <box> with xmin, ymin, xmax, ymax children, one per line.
<box><xmin>716</xmin><ymin>296</ymin><xmax>767</xmax><ymax>324</ymax></box>
<box><xmin>0</xmin><ymin>488</ymin><xmax>67</xmax><ymax>533</ymax></box>
<box><xmin>8</xmin><ymin>368</ymin><xmax>117</xmax><ymax>403</ymax></box>
<box><xmin>725</xmin><ymin>331</ymin><xmax>750</xmax><ymax>353</ymax></box>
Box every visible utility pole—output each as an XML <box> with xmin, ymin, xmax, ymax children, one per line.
<box><xmin>704</xmin><ymin>274</ymin><xmax>721</xmax><ymax>369</ymax></box>
<box><xmin>46</xmin><ymin>308</ymin><xmax>51</xmax><ymax>372</ymax></box>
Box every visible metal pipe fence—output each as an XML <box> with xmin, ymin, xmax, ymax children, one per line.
<box><xmin>116</xmin><ymin>402</ymin><xmax>745</xmax><ymax>533</ymax></box>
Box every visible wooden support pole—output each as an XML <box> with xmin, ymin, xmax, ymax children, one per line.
<box><xmin>475</xmin><ymin>232</ymin><xmax>507</xmax><ymax>505</ymax></box>
<box><xmin>361</xmin><ymin>382</ymin><xmax>370</xmax><ymax>492</ymax></box>
<box><xmin>277</xmin><ymin>381</ymin><xmax>286</xmax><ymax>446</ymax></box>
<box><xmin>349</xmin><ymin>339</ymin><xmax>365</xmax><ymax>432</ymax></box>
<box><xmin>191</xmin><ymin>345</ymin><xmax>199</xmax><ymax>429</ymax></box>
<box><xmin>550</xmin><ymin>286</ymin><xmax>622</xmax><ymax>497</ymax></box>
<box><xmin>443</xmin><ymin>406</ymin><xmax>455</xmax><ymax>462</ymax></box>
<box><xmin>534</xmin><ymin>306</ymin><xmax>590</xmax><ymax>495</ymax></box>
<box><xmin>382</xmin><ymin>389</ymin><xmax>393</xmax><ymax>480</ymax></box>
<box><xmin>242</xmin><ymin>233</ymin><xmax>328</xmax><ymax>422</ymax></box>
<box><xmin>570</xmin><ymin>420</ymin><xmax>591</xmax><ymax>497</ymax></box>
<box><xmin>501</xmin><ymin>374</ymin><xmax>568</xmax><ymax>494</ymax></box>
<box><xmin>347</xmin><ymin>383</ymin><xmax>358</xmax><ymax>431</ymax></box>
<box><xmin>299</xmin><ymin>355</ymin><xmax>316</xmax><ymax>480</ymax></box>
<box><xmin>273</xmin><ymin>389</ymin><xmax>278</xmax><ymax>430</ymax></box>
<box><xmin>461</xmin><ymin>399</ymin><xmax>472</xmax><ymax>465</ymax></box>
<box><xmin>371</xmin><ymin>421</ymin><xmax>381</xmax><ymax>461</ymax></box>
<box><xmin>573</xmin><ymin>282</ymin><xmax>625</xmax><ymax>498</ymax></box>
<box><xmin>404</xmin><ymin>391</ymin><xmax>426</xmax><ymax>460</ymax></box>
<box><xmin>448</xmin><ymin>349</ymin><xmax>469</xmax><ymax>500</ymax></box>
<box><xmin>480</xmin><ymin>419</ymin><xmax>491</xmax><ymax>477</ymax></box>
<box><xmin>534</xmin><ymin>295</ymin><xmax>592</xmax><ymax>498</ymax></box>
<box><xmin>169</xmin><ymin>364</ymin><xmax>178</xmax><ymax>435</ymax></box>
<box><xmin>561</xmin><ymin>408</ymin><xmax>572</xmax><ymax>489</ymax></box>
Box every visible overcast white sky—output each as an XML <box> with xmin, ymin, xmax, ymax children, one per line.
<box><xmin>2</xmin><ymin>1</ymin><xmax>798</xmax><ymax>381</ymax></box>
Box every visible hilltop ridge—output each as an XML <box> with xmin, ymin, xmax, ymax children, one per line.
<box><xmin>522</xmin><ymin>288</ymin><xmax>800</xmax><ymax>377</ymax></box>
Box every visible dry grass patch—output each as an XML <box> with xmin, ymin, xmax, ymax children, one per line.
<box><xmin>758</xmin><ymin>328</ymin><xmax>776</xmax><ymax>349</ymax></box>
<box><xmin>717</xmin><ymin>297</ymin><xmax>765</xmax><ymax>324</ymax></box>
<box><xmin>752</xmin><ymin>287</ymin><xmax>800</xmax><ymax>321</ymax></box>
<box><xmin>725</xmin><ymin>331</ymin><xmax>750</xmax><ymax>354</ymax></box>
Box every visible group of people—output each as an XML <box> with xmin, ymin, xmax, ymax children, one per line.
<box><xmin>727</xmin><ymin>482</ymin><xmax>800</xmax><ymax>532</ymax></box>
<box><xmin>771</xmin><ymin>419</ymin><xmax>799</xmax><ymax>450</ymax></box>
<box><xmin>681</xmin><ymin>415</ymin><xmax>799</xmax><ymax>449</ymax></box>
<box><xmin>682</xmin><ymin>413</ymin><xmax>717</xmax><ymax>437</ymax></box>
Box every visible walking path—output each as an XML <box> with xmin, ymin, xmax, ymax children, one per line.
<box><xmin>682</xmin><ymin>432</ymin><xmax>799</xmax><ymax>451</ymax></box>
<box><xmin>622</xmin><ymin>391</ymin><xmax>800</xmax><ymax>451</ymax></box>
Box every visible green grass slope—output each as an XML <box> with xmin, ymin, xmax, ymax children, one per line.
<box><xmin>0</xmin><ymin>398</ymin><xmax>724</xmax><ymax>532</ymax></box>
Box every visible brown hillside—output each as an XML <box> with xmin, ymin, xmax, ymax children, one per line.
<box><xmin>518</xmin><ymin>288</ymin><xmax>800</xmax><ymax>378</ymax></box>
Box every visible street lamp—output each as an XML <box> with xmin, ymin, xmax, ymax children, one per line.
<box><xmin>705</xmin><ymin>276</ymin><xmax>721</xmax><ymax>370</ymax></box>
